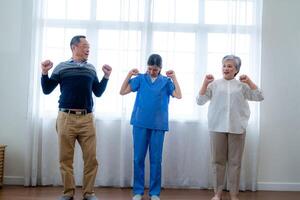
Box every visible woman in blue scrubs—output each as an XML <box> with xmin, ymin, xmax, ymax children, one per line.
<box><xmin>120</xmin><ymin>54</ymin><xmax>182</xmax><ymax>200</ymax></box>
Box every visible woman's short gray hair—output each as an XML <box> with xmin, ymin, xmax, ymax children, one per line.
<box><xmin>222</xmin><ymin>55</ymin><xmax>242</xmax><ymax>75</ymax></box>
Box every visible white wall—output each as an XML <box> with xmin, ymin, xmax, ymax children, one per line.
<box><xmin>258</xmin><ymin>0</ymin><xmax>300</xmax><ymax>190</ymax></box>
<box><xmin>0</xmin><ymin>0</ymin><xmax>299</xmax><ymax>190</ymax></box>
<box><xmin>0</xmin><ymin>0</ymin><xmax>32</xmax><ymax>184</ymax></box>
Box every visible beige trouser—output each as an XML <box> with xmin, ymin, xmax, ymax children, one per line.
<box><xmin>56</xmin><ymin>111</ymin><xmax>98</xmax><ymax>197</ymax></box>
<box><xmin>210</xmin><ymin>132</ymin><xmax>246</xmax><ymax>194</ymax></box>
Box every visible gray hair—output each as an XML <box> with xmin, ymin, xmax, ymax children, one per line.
<box><xmin>222</xmin><ymin>55</ymin><xmax>242</xmax><ymax>76</ymax></box>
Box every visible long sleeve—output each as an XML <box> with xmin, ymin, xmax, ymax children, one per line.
<box><xmin>92</xmin><ymin>76</ymin><xmax>109</xmax><ymax>97</ymax></box>
<box><xmin>41</xmin><ymin>74</ymin><xmax>59</xmax><ymax>94</ymax></box>
<box><xmin>199</xmin><ymin>78</ymin><xmax>263</xmax><ymax>134</ymax></box>
<box><xmin>196</xmin><ymin>84</ymin><xmax>212</xmax><ymax>105</ymax></box>
<box><xmin>242</xmin><ymin>84</ymin><xmax>264</xmax><ymax>101</ymax></box>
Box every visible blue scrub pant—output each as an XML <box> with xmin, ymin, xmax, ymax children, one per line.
<box><xmin>132</xmin><ymin>126</ymin><xmax>165</xmax><ymax>196</ymax></box>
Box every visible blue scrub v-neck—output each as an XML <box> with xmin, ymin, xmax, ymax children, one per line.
<box><xmin>129</xmin><ymin>73</ymin><xmax>175</xmax><ymax>131</ymax></box>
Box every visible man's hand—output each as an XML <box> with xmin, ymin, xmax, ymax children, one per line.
<box><xmin>102</xmin><ymin>64</ymin><xmax>112</xmax><ymax>78</ymax></box>
<box><xmin>41</xmin><ymin>60</ymin><xmax>53</xmax><ymax>75</ymax></box>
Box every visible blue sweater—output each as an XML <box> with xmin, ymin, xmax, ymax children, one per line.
<box><xmin>41</xmin><ymin>59</ymin><xmax>108</xmax><ymax>112</ymax></box>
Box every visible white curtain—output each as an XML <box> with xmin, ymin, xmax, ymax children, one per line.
<box><xmin>25</xmin><ymin>0</ymin><xmax>263</xmax><ymax>191</ymax></box>
<box><xmin>24</xmin><ymin>0</ymin><xmax>45</xmax><ymax>186</ymax></box>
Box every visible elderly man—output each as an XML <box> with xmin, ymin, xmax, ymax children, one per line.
<box><xmin>41</xmin><ymin>35</ymin><xmax>112</xmax><ymax>200</ymax></box>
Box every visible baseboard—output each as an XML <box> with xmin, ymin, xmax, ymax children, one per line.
<box><xmin>2</xmin><ymin>177</ymin><xmax>300</xmax><ymax>191</ymax></box>
<box><xmin>3</xmin><ymin>176</ymin><xmax>24</xmax><ymax>185</ymax></box>
<box><xmin>257</xmin><ymin>182</ymin><xmax>300</xmax><ymax>191</ymax></box>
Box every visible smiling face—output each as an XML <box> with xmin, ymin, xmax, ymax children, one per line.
<box><xmin>72</xmin><ymin>38</ymin><xmax>90</xmax><ymax>61</ymax></box>
<box><xmin>222</xmin><ymin>59</ymin><xmax>238</xmax><ymax>80</ymax></box>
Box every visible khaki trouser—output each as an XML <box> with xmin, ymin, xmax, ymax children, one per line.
<box><xmin>210</xmin><ymin>132</ymin><xmax>246</xmax><ymax>194</ymax></box>
<box><xmin>56</xmin><ymin>111</ymin><xmax>98</xmax><ymax>197</ymax></box>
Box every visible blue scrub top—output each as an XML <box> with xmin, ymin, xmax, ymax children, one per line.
<box><xmin>129</xmin><ymin>73</ymin><xmax>175</xmax><ymax>131</ymax></box>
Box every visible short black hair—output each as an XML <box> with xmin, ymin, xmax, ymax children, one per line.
<box><xmin>70</xmin><ymin>35</ymin><xmax>86</xmax><ymax>49</ymax></box>
<box><xmin>147</xmin><ymin>54</ymin><xmax>162</xmax><ymax>68</ymax></box>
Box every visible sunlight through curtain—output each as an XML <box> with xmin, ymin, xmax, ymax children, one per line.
<box><xmin>25</xmin><ymin>0</ymin><xmax>263</xmax><ymax>191</ymax></box>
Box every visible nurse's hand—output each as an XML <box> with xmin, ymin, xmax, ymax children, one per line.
<box><xmin>166</xmin><ymin>70</ymin><xmax>176</xmax><ymax>79</ymax></box>
<box><xmin>129</xmin><ymin>68</ymin><xmax>139</xmax><ymax>76</ymax></box>
<box><xmin>167</xmin><ymin>70</ymin><xmax>182</xmax><ymax>99</ymax></box>
<box><xmin>204</xmin><ymin>74</ymin><xmax>214</xmax><ymax>85</ymax></box>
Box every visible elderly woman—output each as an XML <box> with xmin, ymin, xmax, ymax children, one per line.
<box><xmin>196</xmin><ymin>55</ymin><xmax>264</xmax><ymax>200</ymax></box>
<box><xmin>120</xmin><ymin>54</ymin><xmax>182</xmax><ymax>200</ymax></box>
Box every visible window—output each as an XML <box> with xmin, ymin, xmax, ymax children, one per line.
<box><xmin>152</xmin><ymin>0</ymin><xmax>199</xmax><ymax>23</ymax></box>
<box><xmin>46</xmin><ymin>0</ymin><xmax>90</xmax><ymax>20</ymax></box>
<box><xmin>97</xmin><ymin>0</ymin><xmax>145</xmax><ymax>21</ymax></box>
<box><xmin>41</xmin><ymin>0</ymin><xmax>259</xmax><ymax>120</ymax></box>
<box><xmin>205</xmin><ymin>0</ymin><xmax>253</xmax><ymax>25</ymax></box>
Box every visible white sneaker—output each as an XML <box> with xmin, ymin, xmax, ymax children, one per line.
<box><xmin>132</xmin><ymin>194</ymin><xmax>142</xmax><ymax>200</ymax></box>
<box><xmin>151</xmin><ymin>195</ymin><xmax>160</xmax><ymax>200</ymax></box>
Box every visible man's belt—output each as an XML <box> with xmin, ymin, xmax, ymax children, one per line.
<box><xmin>59</xmin><ymin>108</ymin><xmax>92</xmax><ymax>115</ymax></box>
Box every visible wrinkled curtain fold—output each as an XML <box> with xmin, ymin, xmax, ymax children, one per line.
<box><xmin>25</xmin><ymin>0</ymin><xmax>262</xmax><ymax>191</ymax></box>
